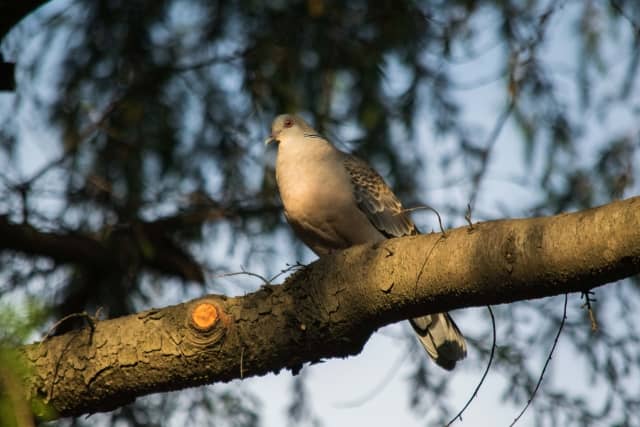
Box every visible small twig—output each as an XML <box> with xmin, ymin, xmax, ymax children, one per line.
<box><xmin>269</xmin><ymin>262</ymin><xmax>307</xmax><ymax>283</ymax></box>
<box><xmin>414</xmin><ymin>235</ymin><xmax>446</xmax><ymax>298</ymax></box>
<box><xmin>41</xmin><ymin>311</ymin><xmax>98</xmax><ymax>341</ymax></box>
<box><xmin>211</xmin><ymin>263</ymin><xmax>306</xmax><ymax>292</ymax></box>
<box><xmin>240</xmin><ymin>347</ymin><xmax>244</xmax><ymax>379</ymax></box>
<box><xmin>509</xmin><ymin>294</ymin><xmax>568</xmax><ymax>427</ymax></box>
<box><xmin>464</xmin><ymin>203</ymin><xmax>474</xmax><ymax>230</ymax></box>
<box><xmin>47</xmin><ymin>335</ymin><xmax>76</xmax><ymax>401</ymax></box>
<box><xmin>581</xmin><ymin>290</ymin><xmax>598</xmax><ymax>332</ymax></box>
<box><xmin>215</xmin><ymin>268</ymin><xmax>271</xmax><ymax>285</ymax></box>
<box><xmin>402</xmin><ymin>205</ymin><xmax>447</xmax><ymax>236</ymax></box>
<box><xmin>445</xmin><ymin>306</ymin><xmax>496</xmax><ymax>426</ymax></box>
<box><xmin>42</xmin><ymin>309</ymin><xmax>102</xmax><ymax>401</ymax></box>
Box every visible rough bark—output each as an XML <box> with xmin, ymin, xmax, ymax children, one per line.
<box><xmin>18</xmin><ymin>196</ymin><xmax>640</xmax><ymax>419</ymax></box>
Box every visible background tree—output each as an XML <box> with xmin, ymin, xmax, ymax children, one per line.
<box><xmin>0</xmin><ymin>0</ymin><xmax>639</xmax><ymax>426</ymax></box>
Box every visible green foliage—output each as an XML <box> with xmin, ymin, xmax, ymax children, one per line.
<box><xmin>0</xmin><ymin>300</ymin><xmax>56</xmax><ymax>427</ymax></box>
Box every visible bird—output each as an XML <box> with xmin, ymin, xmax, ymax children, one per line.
<box><xmin>266</xmin><ymin>113</ymin><xmax>466</xmax><ymax>370</ymax></box>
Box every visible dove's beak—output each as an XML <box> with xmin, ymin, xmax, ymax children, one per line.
<box><xmin>265</xmin><ymin>132</ymin><xmax>279</xmax><ymax>145</ymax></box>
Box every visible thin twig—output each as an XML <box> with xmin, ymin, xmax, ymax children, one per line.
<box><xmin>402</xmin><ymin>205</ymin><xmax>447</xmax><ymax>236</ymax></box>
<box><xmin>47</xmin><ymin>334</ymin><xmax>77</xmax><ymax>401</ymax></box>
<box><xmin>414</xmin><ymin>235</ymin><xmax>446</xmax><ymax>300</ymax></box>
<box><xmin>445</xmin><ymin>306</ymin><xmax>496</xmax><ymax>426</ymax></box>
<box><xmin>464</xmin><ymin>203</ymin><xmax>474</xmax><ymax>230</ymax></box>
<box><xmin>509</xmin><ymin>294</ymin><xmax>568</xmax><ymax>427</ymax></box>
<box><xmin>269</xmin><ymin>262</ymin><xmax>307</xmax><ymax>283</ymax></box>
<box><xmin>42</xmin><ymin>309</ymin><xmax>101</xmax><ymax>401</ymax></box>
<box><xmin>212</xmin><ymin>262</ymin><xmax>307</xmax><ymax>290</ymax></box>
<box><xmin>581</xmin><ymin>290</ymin><xmax>598</xmax><ymax>332</ymax></box>
<box><xmin>41</xmin><ymin>311</ymin><xmax>97</xmax><ymax>341</ymax></box>
<box><xmin>214</xmin><ymin>269</ymin><xmax>271</xmax><ymax>285</ymax></box>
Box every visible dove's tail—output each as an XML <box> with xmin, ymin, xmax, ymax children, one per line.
<box><xmin>409</xmin><ymin>312</ymin><xmax>467</xmax><ymax>370</ymax></box>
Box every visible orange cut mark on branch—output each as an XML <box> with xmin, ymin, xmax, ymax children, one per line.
<box><xmin>191</xmin><ymin>303</ymin><xmax>219</xmax><ymax>331</ymax></box>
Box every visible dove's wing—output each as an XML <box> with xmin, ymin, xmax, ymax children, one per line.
<box><xmin>343</xmin><ymin>155</ymin><xmax>418</xmax><ymax>238</ymax></box>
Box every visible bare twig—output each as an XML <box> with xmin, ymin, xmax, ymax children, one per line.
<box><xmin>41</xmin><ymin>311</ymin><xmax>98</xmax><ymax>341</ymax></box>
<box><xmin>212</xmin><ymin>262</ymin><xmax>309</xmax><ymax>289</ymax></box>
<box><xmin>214</xmin><ymin>269</ymin><xmax>272</xmax><ymax>285</ymax></box>
<box><xmin>269</xmin><ymin>262</ymin><xmax>307</xmax><ymax>283</ymax></box>
<box><xmin>42</xmin><ymin>310</ymin><xmax>102</xmax><ymax>401</ymax></box>
<box><xmin>402</xmin><ymin>205</ymin><xmax>447</xmax><ymax>236</ymax></box>
<box><xmin>414</xmin><ymin>234</ymin><xmax>447</xmax><ymax>299</ymax></box>
<box><xmin>581</xmin><ymin>290</ymin><xmax>598</xmax><ymax>332</ymax></box>
<box><xmin>509</xmin><ymin>294</ymin><xmax>568</xmax><ymax>427</ymax></box>
<box><xmin>445</xmin><ymin>306</ymin><xmax>496</xmax><ymax>426</ymax></box>
<box><xmin>464</xmin><ymin>203</ymin><xmax>474</xmax><ymax>230</ymax></box>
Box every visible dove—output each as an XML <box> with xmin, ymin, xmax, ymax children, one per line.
<box><xmin>266</xmin><ymin>114</ymin><xmax>466</xmax><ymax>370</ymax></box>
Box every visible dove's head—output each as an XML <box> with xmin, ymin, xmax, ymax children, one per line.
<box><xmin>265</xmin><ymin>114</ymin><xmax>317</xmax><ymax>146</ymax></box>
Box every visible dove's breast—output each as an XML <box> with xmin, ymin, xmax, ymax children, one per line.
<box><xmin>275</xmin><ymin>139</ymin><xmax>383</xmax><ymax>254</ymax></box>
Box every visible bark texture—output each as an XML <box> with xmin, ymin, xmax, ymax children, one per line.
<box><xmin>19</xmin><ymin>196</ymin><xmax>640</xmax><ymax>419</ymax></box>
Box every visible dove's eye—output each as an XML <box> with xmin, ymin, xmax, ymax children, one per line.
<box><xmin>283</xmin><ymin>118</ymin><xmax>294</xmax><ymax>128</ymax></box>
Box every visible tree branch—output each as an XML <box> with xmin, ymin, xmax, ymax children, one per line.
<box><xmin>19</xmin><ymin>196</ymin><xmax>640</xmax><ymax>419</ymax></box>
<box><xmin>0</xmin><ymin>215</ymin><xmax>206</xmax><ymax>282</ymax></box>
<box><xmin>0</xmin><ymin>216</ymin><xmax>116</xmax><ymax>270</ymax></box>
<box><xmin>0</xmin><ymin>200</ymin><xmax>281</xmax><ymax>282</ymax></box>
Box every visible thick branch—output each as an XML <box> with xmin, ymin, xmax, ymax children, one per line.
<box><xmin>20</xmin><ymin>196</ymin><xmax>640</xmax><ymax>419</ymax></box>
<box><xmin>0</xmin><ymin>216</ymin><xmax>116</xmax><ymax>270</ymax></box>
<box><xmin>0</xmin><ymin>202</ymin><xmax>280</xmax><ymax>281</ymax></box>
<box><xmin>0</xmin><ymin>216</ymin><xmax>204</xmax><ymax>281</ymax></box>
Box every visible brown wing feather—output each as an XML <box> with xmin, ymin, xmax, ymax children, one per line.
<box><xmin>342</xmin><ymin>155</ymin><xmax>466</xmax><ymax>370</ymax></box>
<box><xmin>343</xmin><ymin>155</ymin><xmax>418</xmax><ymax>238</ymax></box>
